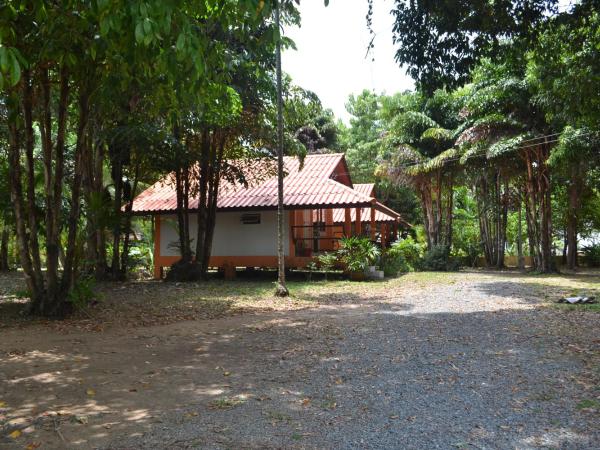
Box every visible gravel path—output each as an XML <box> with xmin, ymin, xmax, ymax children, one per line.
<box><xmin>1</xmin><ymin>272</ymin><xmax>599</xmax><ymax>449</ymax></box>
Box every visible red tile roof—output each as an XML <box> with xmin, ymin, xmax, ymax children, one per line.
<box><xmin>131</xmin><ymin>153</ymin><xmax>376</xmax><ymax>214</ymax></box>
<box><xmin>331</xmin><ymin>205</ymin><xmax>397</xmax><ymax>224</ymax></box>
<box><xmin>352</xmin><ymin>183</ymin><xmax>375</xmax><ymax>197</ymax></box>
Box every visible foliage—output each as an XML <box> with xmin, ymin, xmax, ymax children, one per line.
<box><xmin>582</xmin><ymin>244</ymin><xmax>600</xmax><ymax>268</ymax></box>
<box><xmin>419</xmin><ymin>245</ymin><xmax>459</xmax><ymax>272</ymax></box>
<box><xmin>342</xmin><ymin>90</ymin><xmax>382</xmax><ymax>182</ymax></box>
<box><xmin>67</xmin><ymin>276</ymin><xmax>97</xmax><ymax>310</ymax></box>
<box><xmin>384</xmin><ymin>0</ymin><xmax>558</xmax><ymax>93</ymax></box>
<box><xmin>388</xmin><ymin>236</ymin><xmax>423</xmax><ymax>272</ymax></box>
<box><xmin>380</xmin><ymin>247</ymin><xmax>410</xmax><ymax>277</ymax></box>
<box><xmin>317</xmin><ymin>252</ymin><xmax>338</xmax><ymax>272</ymax></box>
<box><xmin>451</xmin><ymin>187</ymin><xmax>483</xmax><ymax>267</ymax></box>
<box><xmin>380</xmin><ymin>90</ymin><xmax>460</xmax><ymax>250</ymax></box>
<box><xmin>337</xmin><ymin>236</ymin><xmax>380</xmax><ymax>273</ymax></box>
<box><xmin>305</xmin><ymin>261</ymin><xmax>318</xmax><ymax>281</ymax></box>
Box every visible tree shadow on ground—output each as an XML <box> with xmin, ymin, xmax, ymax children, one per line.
<box><xmin>2</xmin><ymin>302</ymin><xmax>598</xmax><ymax>449</ymax></box>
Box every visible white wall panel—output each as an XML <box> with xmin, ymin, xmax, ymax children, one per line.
<box><xmin>159</xmin><ymin>211</ymin><xmax>289</xmax><ymax>257</ymax></box>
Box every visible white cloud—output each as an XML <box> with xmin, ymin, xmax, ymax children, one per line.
<box><xmin>283</xmin><ymin>0</ymin><xmax>414</xmax><ymax>124</ymax></box>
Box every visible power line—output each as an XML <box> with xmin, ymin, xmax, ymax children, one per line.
<box><xmin>393</xmin><ymin>130</ymin><xmax>597</xmax><ymax>170</ymax></box>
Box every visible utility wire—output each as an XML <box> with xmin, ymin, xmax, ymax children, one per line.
<box><xmin>392</xmin><ymin>129</ymin><xmax>597</xmax><ymax>169</ymax></box>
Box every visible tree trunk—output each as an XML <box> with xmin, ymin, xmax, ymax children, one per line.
<box><xmin>274</xmin><ymin>0</ymin><xmax>288</xmax><ymax>296</ymax></box>
<box><xmin>0</xmin><ymin>220</ymin><xmax>9</xmax><ymax>271</ymax></box>
<box><xmin>83</xmin><ymin>127</ymin><xmax>108</xmax><ymax>279</ymax></box>
<box><xmin>110</xmin><ymin>150</ymin><xmax>124</xmax><ymax>280</ymax></box>
<box><xmin>22</xmin><ymin>70</ymin><xmax>43</xmax><ymax>284</ymax></box>
<box><xmin>521</xmin><ymin>145</ymin><xmax>554</xmax><ymax>273</ymax></box>
<box><xmin>42</xmin><ymin>67</ymin><xmax>70</xmax><ymax>311</ymax></box>
<box><xmin>60</xmin><ymin>89</ymin><xmax>90</xmax><ymax>296</ymax></box>
<box><xmin>566</xmin><ymin>168</ymin><xmax>580</xmax><ymax>270</ymax></box>
<box><xmin>517</xmin><ymin>194</ymin><xmax>525</xmax><ymax>270</ymax></box>
<box><xmin>200</xmin><ymin>133</ymin><xmax>225</xmax><ymax>276</ymax></box>
<box><xmin>444</xmin><ymin>175</ymin><xmax>454</xmax><ymax>251</ymax></box>
<box><xmin>195</xmin><ymin>130</ymin><xmax>211</xmax><ymax>268</ymax></box>
<box><xmin>120</xmin><ymin>164</ymin><xmax>139</xmax><ymax>276</ymax></box>
<box><xmin>7</xmin><ymin>92</ymin><xmax>42</xmax><ymax>307</ymax></box>
<box><xmin>419</xmin><ymin>182</ymin><xmax>435</xmax><ymax>250</ymax></box>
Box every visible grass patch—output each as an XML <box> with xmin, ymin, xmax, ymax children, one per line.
<box><xmin>554</xmin><ymin>303</ymin><xmax>600</xmax><ymax>312</ymax></box>
<box><xmin>12</xmin><ymin>288</ymin><xmax>31</xmax><ymax>299</ymax></box>
<box><xmin>208</xmin><ymin>396</ymin><xmax>246</xmax><ymax>410</ymax></box>
<box><xmin>576</xmin><ymin>399</ymin><xmax>600</xmax><ymax>410</ymax></box>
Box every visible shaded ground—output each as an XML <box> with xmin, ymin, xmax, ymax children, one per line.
<box><xmin>1</xmin><ymin>270</ymin><xmax>599</xmax><ymax>449</ymax></box>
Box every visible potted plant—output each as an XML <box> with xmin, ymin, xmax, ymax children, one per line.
<box><xmin>337</xmin><ymin>236</ymin><xmax>380</xmax><ymax>281</ymax></box>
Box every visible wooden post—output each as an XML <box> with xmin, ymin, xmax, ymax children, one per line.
<box><xmin>153</xmin><ymin>215</ymin><xmax>162</xmax><ymax>280</ymax></box>
<box><xmin>355</xmin><ymin>207</ymin><xmax>362</xmax><ymax>236</ymax></box>
<box><xmin>370</xmin><ymin>207</ymin><xmax>376</xmax><ymax>241</ymax></box>
<box><xmin>381</xmin><ymin>223</ymin><xmax>387</xmax><ymax>249</ymax></box>
<box><xmin>324</xmin><ymin>208</ymin><xmax>334</xmax><ymax>250</ymax></box>
<box><xmin>223</xmin><ymin>261</ymin><xmax>236</xmax><ymax>280</ymax></box>
<box><xmin>289</xmin><ymin>210</ymin><xmax>296</xmax><ymax>257</ymax></box>
<box><xmin>344</xmin><ymin>208</ymin><xmax>351</xmax><ymax>236</ymax></box>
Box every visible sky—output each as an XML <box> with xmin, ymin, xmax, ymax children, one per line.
<box><xmin>283</xmin><ymin>0</ymin><xmax>414</xmax><ymax>124</ymax></box>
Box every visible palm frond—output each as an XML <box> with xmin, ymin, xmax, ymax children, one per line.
<box><xmin>487</xmin><ymin>133</ymin><xmax>532</xmax><ymax>159</ymax></box>
<box><xmin>420</xmin><ymin>127</ymin><xmax>454</xmax><ymax>143</ymax></box>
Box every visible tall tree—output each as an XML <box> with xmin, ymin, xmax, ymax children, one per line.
<box><xmin>528</xmin><ymin>3</ymin><xmax>600</xmax><ymax>269</ymax></box>
<box><xmin>381</xmin><ymin>0</ymin><xmax>558</xmax><ymax>93</ymax></box>
<box><xmin>380</xmin><ymin>90</ymin><xmax>461</xmax><ymax>251</ymax></box>
<box><xmin>274</xmin><ymin>0</ymin><xmax>288</xmax><ymax>296</ymax></box>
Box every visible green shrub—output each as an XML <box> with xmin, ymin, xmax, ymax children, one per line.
<box><xmin>12</xmin><ymin>288</ymin><xmax>31</xmax><ymax>299</ymax></box>
<box><xmin>337</xmin><ymin>236</ymin><xmax>380</xmax><ymax>273</ymax></box>
<box><xmin>380</xmin><ymin>248</ymin><xmax>410</xmax><ymax>277</ymax></box>
<box><xmin>128</xmin><ymin>239</ymin><xmax>154</xmax><ymax>275</ymax></box>
<box><xmin>420</xmin><ymin>244</ymin><xmax>459</xmax><ymax>271</ymax></box>
<box><xmin>317</xmin><ymin>252</ymin><xmax>338</xmax><ymax>280</ymax></box>
<box><xmin>389</xmin><ymin>236</ymin><xmax>424</xmax><ymax>271</ymax></box>
<box><xmin>583</xmin><ymin>244</ymin><xmax>600</xmax><ymax>267</ymax></box>
<box><xmin>68</xmin><ymin>276</ymin><xmax>97</xmax><ymax>310</ymax></box>
<box><xmin>463</xmin><ymin>241</ymin><xmax>483</xmax><ymax>267</ymax></box>
<box><xmin>305</xmin><ymin>261</ymin><xmax>318</xmax><ymax>281</ymax></box>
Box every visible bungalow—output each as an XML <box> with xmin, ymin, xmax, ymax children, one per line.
<box><xmin>130</xmin><ymin>153</ymin><xmax>408</xmax><ymax>279</ymax></box>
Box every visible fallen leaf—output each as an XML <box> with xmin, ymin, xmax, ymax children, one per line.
<box><xmin>301</xmin><ymin>398</ymin><xmax>311</xmax><ymax>407</ymax></box>
<box><xmin>223</xmin><ymin>371</ymin><xmax>231</xmax><ymax>377</ymax></box>
<box><xmin>73</xmin><ymin>415</ymin><xmax>88</xmax><ymax>424</ymax></box>
<box><xmin>9</xmin><ymin>430</ymin><xmax>21</xmax><ymax>439</ymax></box>
<box><xmin>86</xmin><ymin>388</ymin><xmax>95</xmax><ymax>397</ymax></box>
<box><xmin>25</xmin><ymin>442</ymin><xmax>41</xmax><ymax>449</ymax></box>
<box><xmin>0</xmin><ymin>401</ymin><xmax>6</xmax><ymax>408</ymax></box>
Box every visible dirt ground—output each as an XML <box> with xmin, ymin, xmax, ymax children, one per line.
<box><xmin>0</xmin><ymin>270</ymin><xmax>599</xmax><ymax>449</ymax></box>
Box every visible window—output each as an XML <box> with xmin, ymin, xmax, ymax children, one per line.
<box><xmin>240</xmin><ymin>213</ymin><xmax>261</xmax><ymax>225</ymax></box>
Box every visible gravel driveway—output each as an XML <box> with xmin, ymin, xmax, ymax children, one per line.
<box><xmin>1</xmin><ymin>271</ymin><xmax>599</xmax><ymax>449</ymax></box>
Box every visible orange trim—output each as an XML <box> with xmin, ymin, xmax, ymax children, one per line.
<box><xmin>153</xmin><ymin>216</ymin><xmax>162</xmax><ymax>279</ymax></box>
<box><xmin>153</xmin><ymin>255</ymin><xmax>315</xmax><ymax>271</ymax></box>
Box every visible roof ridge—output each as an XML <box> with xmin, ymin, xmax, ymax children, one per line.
<box><xmin>283</xmin><ymin>152</ymin><xmax>344</xmax><ymax>158</ymax></box>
